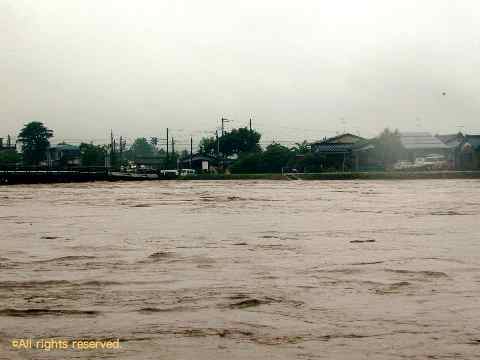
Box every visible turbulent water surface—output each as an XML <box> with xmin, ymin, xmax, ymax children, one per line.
<box><xmin>1</xmin><ymin>180</ymin><xmax>480</xmax><ymax>359</ymax></box>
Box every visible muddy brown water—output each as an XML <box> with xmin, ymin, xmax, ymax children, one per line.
<box><xmin>1</xmin><ymin>180</ymin><xmax>479</xmax><ymax>359</ymax></box>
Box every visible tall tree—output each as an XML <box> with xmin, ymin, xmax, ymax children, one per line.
<box><xmin>18</xmin><ymin>122</ymin><xmax>54</xmax><ymax>165</ymax></box>
<box><xmin>150</xmin><ymin>137</ymin><xmax>159</xmax><ymax>149</ymax></box>
<box><xmin>128</xmin><ymin>138</ymin><xmax>155</xmax><ymax>158</ymax></box>
<box><xmin>198</xmin><ymin>136</ymin><xmax>217</xmax><ymax>156</ymax></box>
<box><xmin>372</xmin><ymin>128</ymin><xmax>405</xmax><ymax>169</ymax></box>
<box><xmin>220</xmin><ymin>127</ymin><xmax>261</xmax><ymax>156</ymax></box>
<box><xmin>199</xmin><ymin>127</ymin><xmax>261</xmax><ymax>157</ymax></box>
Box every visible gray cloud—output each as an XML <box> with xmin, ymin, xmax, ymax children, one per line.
<box><xmin>2</xmin><ymin>0</ymin><xmax>480</xmax><ymax>148</ymax></box>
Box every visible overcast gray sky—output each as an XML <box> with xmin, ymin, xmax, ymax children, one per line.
<box><xmin>2</xmin><ymin>0</ymin><xmax>480</xmax><ymax>148</ymax></box>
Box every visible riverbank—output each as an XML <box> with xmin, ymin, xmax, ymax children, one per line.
<box><xmin>182</xmin><ymin>170</ymin><xmax>480</xmax><ymax>181</ymax></box>
<box><xmin>2</xmin><ymin>170</ymin><xmax>480</xmax><ymax>185</ymax></box>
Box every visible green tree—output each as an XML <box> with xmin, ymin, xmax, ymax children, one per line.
<box><xmin>199</xmin><ymin>127</ymin><xmax>261</xmax><ymax>157</ymax></box>
<box><xmin>127</xmin><ymin>138</ymin><xmax>155</xmax><ymax>159</ymax></box>
<box><xmin>229</xmin><ymin>152</ymin><xmax>262</xmax><ymax>173</ymax></box>
<box><xmin>230</xmin><ymin>142</ymin><xmax>294</xmax><ymax>173</ymax></box>
<box><xmin>198</xmin><ymin>136</ymin><xmax>217</xmax><ymax>156</ymax></box>
<box><xmin>291</xmin><ymin>140</ymin><xmax>310</xmax><ymax>154</ymax></box>
<box><xmin>179</xmin><ymin>149</ymin><xmax>189</xmax><ymax>161</ymax></box>
<box><xmin>372</xmin><ymin>128</ymin><xmax>405</xmax><ymax>169</ymax></box>
<box><xmin>150</xmin><ymin>137</ymin><xmax>159</xmax><ymax>149</ymax></box>
<box><xmin>18</xmin><ymin>122</ymin><xmax>54</xmax><ymax>165</ymax></box>
<box><xmin>260</xmin><ymin>143</ymin><xmax>293</xmax><ymax>172</ymax></box>
<box><xmin>0</xmin><ymin>149</ymin><xmax>21</xmax><ymax>166</ymax></box>
<box><xmin>79</xmin><ymin>143</ymin><xmax>106</xmax><ymax>166</ymax></box>
<box><xmin>220</xmin><ymin>127</ymin><xmax>261</xmax><ymax>156</ymax></box>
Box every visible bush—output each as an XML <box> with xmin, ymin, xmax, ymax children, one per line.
<box><xmin>0</xmin><ymin>149</ymin><xmax>21</xmax><ymax>166</ymax></box>
<box><xmin>230</xmin><ymin>143</ymin><xmax>293</xmax><ymax>173</ymax></box>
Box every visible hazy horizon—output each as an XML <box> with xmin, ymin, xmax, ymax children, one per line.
<box><xmin>2</xmin><ymin>0</ymin><xmax>480</xmax><ymax>149</ymax></box>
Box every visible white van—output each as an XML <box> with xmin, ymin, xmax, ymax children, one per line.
<box><xmin>180</xmin><ymin>169</ymin><xmax>196</xmax><ymax>176</ymax></box>
<box><xmin>160</xmin><ymin>170</ymin><xmax>179</xmax><ymax>177</ymax></box>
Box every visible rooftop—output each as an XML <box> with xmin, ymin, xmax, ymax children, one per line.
<box><xmin>50</xmin><ymin>144</ymin><xmax>80</xmax><ymax>151</ymax></box>
<box><xmin>312</xmin><ymin>133</ymin><xmax>365</xmax><ymax>145</ymax></box>
<box><xmin>436</xmin><ymin>133</ymin><xmax>464</xmax><ymax>148</ymax></box>
<box><xmin>400</xmin><ymin>132</ymin><xmax>448</xmax><ymax>150</ymax></box>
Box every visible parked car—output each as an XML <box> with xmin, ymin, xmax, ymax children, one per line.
<box><xmin>393</xmin><ymin>160</ymin><xmax>414</xmax><ymax>170</ymax></box>
<box><xmin>160</xmin><ymin>169</ymin><xmax>179</xmax><ymax>178</ymax></box>
<box><xmin>180</xmin><ymin>169</ymin><xmax>196</xmax><ymax>176</ymax></box>
<box><xmin>414</xmin><ymin>154</ymin><xmax>447</xmax><ymax>170</ymax></box>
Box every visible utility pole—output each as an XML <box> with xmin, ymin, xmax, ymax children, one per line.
<box><xmin>108</xmin><ymin>130</ymin><xmax>114</xmax><ymax>169</ymax></box>
<box><xmin>119</xmin><ymin>136</ymin><xmax>123</xmax><ymax>165</ymax></box>
<box><xmin>249</xmin><ymin>118</ymin><xmax>252</xmax><ymax>132</ymax></box>
<box><xmin>166</xmin><ymin>128</ymin><xmax>169</xmax><ymax>168</ymax></box>
<box><xmin>190</xmin><ymin>137</ymin><xmax>193</xmax><ymax>169</ymax></box>
<box><xmin>7</xmin><ymin>135</ymin><xmax>11</xmax><ymax>147</ymax></box>
<box><xmin>171</xmin><ymin>138</ymin><xmax>176</xmax><ymax>170</ymax></box>
<box><xmin>104</xmin><ymin>147</ymin><xmax>108</xmax><ymax>169</ymax></box>
<box><xmin>216</xmin><ymin>130</ymin><xmax>219</xmax><ymax>157</ymax></box>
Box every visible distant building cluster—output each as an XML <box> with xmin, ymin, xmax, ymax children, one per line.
<box><xmin>310</xmin><ymin>131</ymin><xmax>480</xmax><ymax>171</ymax></box>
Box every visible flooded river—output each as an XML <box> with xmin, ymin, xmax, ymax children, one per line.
<box><xmin>1</xmin><ymin>180</ymin><xmax>480</xmax><ymax>359</ymax></box>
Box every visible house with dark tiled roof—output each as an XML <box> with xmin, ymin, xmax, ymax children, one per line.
<box><xmin>310</xmin><ymin>133</ymin><xmax>375</xmax><ymax>171</ymax></box>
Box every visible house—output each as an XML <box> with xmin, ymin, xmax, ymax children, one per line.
<box><xmin>310</xmin><ymin>133</ymin><xmax>374</xmax><ymax>171</ymax></box>
<box><xmin>399</xmin><ymin>132</ymin><xmax>449</xmax><ymax>162</ymax></box>
<box><xmin>180</xmin><ymin>154</ymin><xmax>219</xmax><ymax>173</ymax></box>
<box><xmin>47</xmin><ymin>144</ymin><xmax>81</xmax><ymax>167</ymax></box>
<box><xmin>457</xmin><ymin>135</ymin><xmax>480</xmax><ymax>170</ymax></box>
